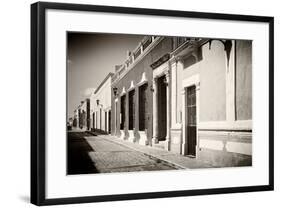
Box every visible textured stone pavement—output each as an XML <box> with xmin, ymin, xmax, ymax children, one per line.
<box><xmin>94</xmin><ymin>134</ymin><xmax>215</xmax><ymax>169</ymax></box>
<box><xmin>67</xmin><ymin>131</ymin><xmax>176</xmax><ymax>174</ymax></box>
<box><xmin>68</xmin><ymin>131</ymin><xmax>215</xmax><ymax>175</ymax></box>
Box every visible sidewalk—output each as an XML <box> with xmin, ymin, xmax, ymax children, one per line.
<box><xmin>92</xmin><ymin>133</ymin><xmax>215</xmax><ymax>169</ymax></box>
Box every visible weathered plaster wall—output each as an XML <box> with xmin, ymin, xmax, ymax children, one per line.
<box><xmin>235</xmin><ymin>40</ymin><xmax>252</xmax><ymax>120</ymax></box>
<box><xmin>179</xmin><ymin>41</ymin><xmax>227</xmax><ymax>123</ymax></box>
<box><xmin>174</xmin><ymin>40</ymin><xmax>252</xmax><ymax>167</ymax></box>
<box><xmin>199</xmin><ymin>41</ymin><xmax>227</xmax><ymax>122</ymax></box>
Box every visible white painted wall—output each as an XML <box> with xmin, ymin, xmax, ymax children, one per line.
<box><xmin>0</xmin><ymin>0</ymin><xmax>279</xmax><ymax>208</ymax></box>
<box><xmin>90</xmin><ymin>76</ymin><xmax>112</xmax><ymax>131</ymax></box>
<box><xmin>94</xmin><ymin>77</ymin><xmax>112</xmax><ymax>112</ymax></box>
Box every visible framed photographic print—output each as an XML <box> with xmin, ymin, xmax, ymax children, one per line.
<box><xmin>31</xmin><ymin>1</ymin><xmax>274</xmax><ymax>206</ymax></box>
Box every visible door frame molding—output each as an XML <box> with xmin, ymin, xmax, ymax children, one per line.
<box><xmin>114</xmin><ymin>98</ymin><xmax>118</xmax><ymax>135</ymax></box>
<box><xmin>181</xmin><ymin>74</ymin><xmax>200</xmax><ymax>156</ymax></box>
<box><xmin>152</xmin><ymin>61</ymin><xmax>171</xmax><ymax>150</ymax></box>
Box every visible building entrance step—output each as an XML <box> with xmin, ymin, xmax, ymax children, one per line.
<box><xmin>153</xmin><ymin>141</ymin><xmax>165</xmax><ymax>149</ymax></box>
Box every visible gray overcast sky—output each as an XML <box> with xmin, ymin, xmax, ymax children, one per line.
<box><xmin>67</xmin><ymin>33</ymin><xmax>144</xmax><ymax>118</ymax></box>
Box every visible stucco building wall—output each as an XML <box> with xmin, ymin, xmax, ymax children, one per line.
<box><xmin>111</xmin><ymin>37</ymin><xmax>173</xmax><ymax>145</ymax></box>
<box><xmin>235</xmin><ymin>40</ymin><xmax>252</xmax><ymax>120</ymax></box>
<box><xmin>170</xmin><ymin>39</ymin><xmax>252</xmax><ymax>167</ymax></box>
<box><xmin>110</xmin><ymin>36</ymin><xmax>252</xmax><ymax>167</ymax></box>
<box><xmin>90</xmin><ymin>74</ymin><xmax>112</xmax><ymax>133</ymax></box>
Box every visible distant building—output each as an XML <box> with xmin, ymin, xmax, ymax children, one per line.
<box><xmin>72</xmin><ymin>110</ymin><xmax>78</xmax><ymax>128</ymax></box>
<box><xmin>77</xmin><ymin>99</ymin><xmax>90</xmax><ymax>130</ymax></box>
<box><xmin>90</xmin><ymin>73</ymin><xmax>113</xmax><ymax>134</ymax></box>
<box><xmin>68</xmin><ymin>117</ymin><xmax>73</xmax><ymax>126</ymax></box>
<box><xmin>73</xmin><ymin>106</ymin><xmax>81</xmax><ymax>129</ymax></box>
<box><xmin>111</xmin><ymin>36</ymin><xmax>252</xmax><ymax>167</ymax></box>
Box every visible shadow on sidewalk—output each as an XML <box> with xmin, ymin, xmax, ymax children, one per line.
<box><xmin>67</xmin><ymin>131</ymin><xmax>99</xmax><ymax>174</ymax></box>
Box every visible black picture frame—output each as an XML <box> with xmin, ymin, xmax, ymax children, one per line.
<box><xmin>31</xmin><ymin>1</ymin><xmax>274</xmax><ymax>206</ymax></box>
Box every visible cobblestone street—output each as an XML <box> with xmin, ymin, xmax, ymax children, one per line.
<box><xmin>67</xmin><ymin>130</ymin><xmax>215</xmax><ymax>175</ymax></box>
<box><xmin>67</xmin><ymin>131</ymin><xmax>176</xmax><ymax>174</ymax></box>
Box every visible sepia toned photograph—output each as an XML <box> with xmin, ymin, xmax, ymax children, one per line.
<box><xmin>67</xmin><ymin>33</ymin><xmax>252</xmax><ymax>175</ymax></box>
<box><xmin>31</xmin><ymin>3</ymin><xmax>273</xmax><ymax>205</ymax></box>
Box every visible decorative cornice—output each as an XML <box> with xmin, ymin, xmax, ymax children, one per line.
<box><xmin>150</xmin><ymin>53</ymin><xmax>170</xmax><ymax>70</ymax></box>
<box><xmin>120</xmin><ymin>87</ymin><xmax>126</xmax><ymax>96</ymax></box>
<box><xmin>137</xmin><ymin>72</ymin><xmax>148</xmax><ymax>86</ymax></box>
<box><xmin>128</xmin><ymin>80</ymin><xmax>135</xmax><ymax>92</ymax></box>
<box><xmin>170</xmin><ymin>38</ymin><xmax>208</xmax><ymax>61</ymax></box>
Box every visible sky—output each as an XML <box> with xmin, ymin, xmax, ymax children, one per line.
<box><xmin>67</xmin><ymin>33</ymin><xmax>144</xmax><ymax>118</ymax></box>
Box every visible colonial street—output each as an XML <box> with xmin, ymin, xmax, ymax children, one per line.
<box><xmin>67</xmin><ymin>130</ymin><xmax>214</xmax><ymax>174</ymax></box>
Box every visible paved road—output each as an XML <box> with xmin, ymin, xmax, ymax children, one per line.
<box><xmin>67</xmin><ymin>131</ymin><xmax>176</xmax><ymax>174</ymax></box>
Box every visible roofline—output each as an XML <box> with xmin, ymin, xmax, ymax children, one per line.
<box><xmin>112</xmin><ymin>36</ymin><xmax>164</xmax><ymax>85</ymax></box>
<box><xmin>94</xmin><ymin>73</ymin><xmax>113</xmax><ymax>94</ymax></box>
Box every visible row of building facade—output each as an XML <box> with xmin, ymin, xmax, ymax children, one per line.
<box><xmin>71</xmin><ymin>35</ymin><xmax>252</xmax><ymax>167</ymax></box>
<box><xmin>72</xmin><ymin>73</ymin><xmax>112</xmax><ymax>134</ymax></box>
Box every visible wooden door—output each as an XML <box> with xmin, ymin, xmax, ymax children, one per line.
<box><xmin>120</xmin><ymin>95</ymin><xmax>126</xmax><ymax>130</ymax></box>
<box><xmin>92</xmin><ymin>112</ymin><xmax>95</xmax><ymax>130</ymax></box>
<box><xmin>139</xmin><ymin>84</ymin><xmax>148</xmax><ymax>131</ymax></box>
<box><xmin>128</xmin><ymin>90</ymin><xmax>135</xmax><ymax>130</ymax></box>
<box><xmin>108</xmin><ymin>110</ymin><xmax>111</xmax><ymax>133</ymax></box>
<box><xmin>157</xmin><ymin>76</ymin><xmax>167</xmax><ymax>140</ymax></box>
<box><xmin>186</xmin><ymin>86</ymin><xmax>197</xmax><ymax>156</ymax></box>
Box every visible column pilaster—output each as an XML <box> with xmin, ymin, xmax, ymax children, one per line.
<box><xmin>165</xmin><ymin>70</ymin><xmax>171</xmax><ymax>150</ymax></box>
<box><xmin>171</xmin><ymin>60</ymin><xmax>177</xmax><ymax>127</ymax></box>
<box><xmin>226</xmin><ymin>40</ymin><xmax>236</xmax><ymax>122</ymax></box>
<box><xmin>181</xmin><ymin>89</ymin><xmax>186</xmax><ymax>155</ymax></box>
<box><xmin>152</xmin><ymin>78</ymin><xmax>158</xmax><ymax>144</ymax></box>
